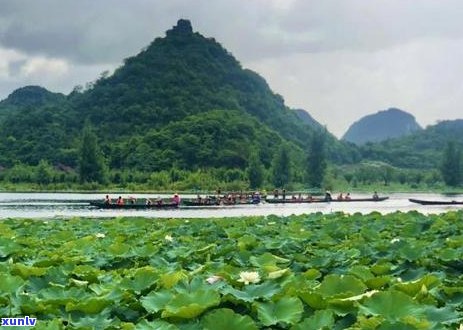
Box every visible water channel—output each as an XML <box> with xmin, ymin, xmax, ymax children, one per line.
<box><xmin>0</xmin><ymin>192</ymin><xmax>462</xmax><ymax>219</ymax></box>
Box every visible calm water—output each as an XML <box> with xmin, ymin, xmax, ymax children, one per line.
<box><xmin>0</xmin><ymin>192</ymin><xmax>462</xmax><ymax>219</ymax></box>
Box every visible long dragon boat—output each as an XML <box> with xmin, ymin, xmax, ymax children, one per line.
<box><xmin>265</xmin><ymin>196</ymin><xmax>389</xmax><ymax>204</ymax></box>
<box><xmin>408</xmin><ymin>198</ymin><xmax>463</xmax><ymax>206</ymax></box>
<box><xmin>89</xmin><ymin>201</ymin><xmax>179</xmax><ymax>209</ymax></box>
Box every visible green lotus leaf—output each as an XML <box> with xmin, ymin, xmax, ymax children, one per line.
<box><xmin>370</xmin><ymin>263</ymin><xmax>392</xmax><ymax>276</ymax></box>
<box><xmin>439</xmin><ymin>248</ymin><xmax>460</xmax><ymax>261</ymax></box>
<box><xmin>0</xmin><ymin>237</ymin><xmax>22</xmax><ymax>258</ymax></box>
<box><xmin>365</xmin><ymin>276</ymin><xmax>391</xmax><ymax>290</ymax></box>
<box><xmin>423</xmin><ymin>305</ymin><xmax>461</xmax><ymax>325</ymax></box>
<box><xmin>108</xmin><ymin>242</ymin><xmax>132</xmax><ymax>256</ymax></box>
<box><xmin>34</xmin><ymin>319</ymin><xmax>65</xmax><ymax>330</ymax></box>
<box><xmin>221</xmin><ymin>281</ymin><xmax>281</xmax><ymax>302</ymax></box>
<box><xmin>255</xmin><ymin>297</ymin><xmax>303</xmax><ymax>326</ymax></box>
<box><xmin>397</xmin><ymin>241</ymin><xmax>426</xmax><ymax>262</ymax></box>
<box><xmin>70</xmin><ymin>312</ymin><xmax>114</xmax><ymax>329</ymax></box>
<box><xmin>250</xmin><ymin>252</ymin><xmax>290</xmax><ymax>267</ymax></box>
<box><xmin>303</xmin><ymin>268</ymin><xmax>322</xmax><ymax>280</ymax></box>
<box><xmin>132</xmin><ymin>244</ymin><xmax>159</xmax><ymax>257</ymax></box>
<box><xmin>299</xmin><ymin>291</ymin><xmax>327</xmax><ymax>309</ymax></box>
<box><xmin>11</xmin><ymin>263</ymin><xmax>48</xmax><ymax>279</ymax></box>
<box><xmin>38</xmin><ymin>286</ymin><xmax>88</xmax><ymax>304</ymax></box>
<box><xmin>160</xmin><ymin>271</ymin><xmax>189</xmax><ymax>289</ymax></box>
<box><xmin>65</xmin><ymin>297</ymin><xmax>112</xmax><ymax>314</ymax></box>
<box><xmin>317</xmin><ymin>274</ymin><xmax>367</xmax><ymax>298</ymax></box>
<box><xmin>71</xmin><ymin>265</ymin><xmax>101</xmax><ymax>283</ymax></box>
<box><xmin>202</xmin><ymin>308</ymin><xmax>258</xmax><ymax>330</ymax></box>
<box><xmin>162</xmin><ymin>289</ymin><xmax>220</xmax><ymax>319</ymax></box>
<box><xmin>291</xmin><ymin>310</ymin><xmax>335</xmax><ymax>330</ymax></box>
<box><xmin>327</xmin><ymin>298</ymin><xmax>357</xmax><ymax>316</ymax></box>
<box><xmin>135</xmin><ymin>320</ymin><xmax>179</xmax><ymax>330</ymax></box>
<box><xmin>348</xmin><ymin>265</ymin><xmax>375</xmax><ymax>281</ymax></box>
<box><xmin>393</xmin><ymin>275</ymin><xmax>440</xmax><ymax>297</ymax></box>
<box><xmin>121</xmin><ymin>267</ymin><xmax>158</xmax><ymax>293</ymax></box>
<box><xmin>0</xmin><ymin>274</ymin><xmax>25</xmax><ymax>294</ymax></box>
<box><xmin>376</xmin><ymin>321</ymin><xmax>418</xmax><ymax>330</ymax></box>
<box><xmin>359</xmin><ymin>290</ymin><xmax>424</xmax><ymax>321</ymax></box>
<box><xmin>141</xmin><ymin>290</ymin><xmax>173</xmax><ymax>313</ymax></box>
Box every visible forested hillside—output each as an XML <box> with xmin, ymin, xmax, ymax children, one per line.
<box><xmin>359</xmin><ymin>119</ymin><xmax>463</xmax><ymax>169</ymax></box>
<box><xmin>0</xmin><ymin>20</ymin><xmax>354</xmax><ymax>177</ymax></box>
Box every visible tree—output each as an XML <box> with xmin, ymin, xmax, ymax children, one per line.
<box><xmin>440</xmin><ymin>141</ymin><xmax>461</xmax><ymax>186</ymax></box>
<box><xmin>78</xmin><ymin>123</ymin><xmax>107</xmax><ymax>183</ymax></box>
<box><xmin>306</xmin><ymin>130</ymin><xmax>327</xmax><ymax>188</ymax></box>
<box><xmin>36</xmin><ymin>159</ymin><xmax>54</xmax><ymax>184</ymax></box>
<box><xmin>247</xmin><ymin>151</ymin><xmax>264</xmax><ymax>189</ymax></box>
<box><xmin>271</xmin><ymin>144</ymin><xmax>291</xmax><ymax>188</ymax></box>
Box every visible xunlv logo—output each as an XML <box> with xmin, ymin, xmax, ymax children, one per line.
<box><xmin>1</xmin><ymin>316</ymin><xmax>37</xmax><ymax>326</ymax></box>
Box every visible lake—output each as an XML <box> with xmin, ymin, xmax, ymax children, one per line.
<box><xmin>0</xmin><ymin>192</ymin><xmax>462</xmax><ymax>219</ymax></box>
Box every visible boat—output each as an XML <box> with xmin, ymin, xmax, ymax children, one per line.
<box><xmin>182</xmin><ymin>198</ymin><xmax>260</xmax><ymax>206</ymax></box>
<box><xmin>265</xmin><ymin>197</ymin><xmax>389</xmax><ymax>204</ymax></box>
<box><xmin>89</xmin><ymin>201</ymin><xmax>179</xmax><ymax>209</ymax></box>
<box><xmin>408</xmin><ymin>198</ymin><xmax>463</xmax><ymax>206</ymax></box>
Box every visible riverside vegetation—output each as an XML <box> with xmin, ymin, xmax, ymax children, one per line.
<box><xmin>1</xmin><ymin>212</ymin><xmax>463</xmax><ymax>329</ymax></box>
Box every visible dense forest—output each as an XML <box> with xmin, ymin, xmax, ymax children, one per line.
<box><xmin>0</xmin><ymin>19</ymin><xmax>461</xmax><ymax>190</ymax></box>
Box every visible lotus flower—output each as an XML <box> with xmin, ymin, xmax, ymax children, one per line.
<box><xmin>164</xmin><ymin>234</ymin><xmax>173</xmax><ymax>242</ymax></box>
<box><xmin>95</xmin><ymin>233</ymin><xmax>105</xmax><ymax>238</ymax></box>
<box><xmin>390</xmin><ymin>238</ymin><xmax>400</xmax><ymax>243</ymax></box>
<box><xmin>206</xmin><ymin>275</ymin><xmax>223</xmax><ymax>284</ymax></box>
<box><xmin>237</xmin><ymin>271</ymin><xmax>260</xmax><ymax>285</ymax></box>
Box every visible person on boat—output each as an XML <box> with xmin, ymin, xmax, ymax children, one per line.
<box><xmin>116</xmin><ymin>196</ymin><xmax>124</xmax><ymax>205</ymax></box>
<box><xmin>325</xmin><ymin>191</ymin><xmax>332</xmax><ymax>201</ymax></box>
<box><xmin>273</xmin><ymin>189</ymin><xmax>279</xmax><ymax>199</ymax></box>
<box><xmin>373</xmin><ymin>191</ymin><xmax>379</xmax><ymax>200</ymax></box>
<box><xmin>146</xmin><ymin>198</ymin><xmax>152</xmax><ymax>206</ymax></box>
<box><xmin>172</xmin><ymin>193</ymin><xmax>181</xmax><ymax>205</ymax></box>
<box><xmin>156</xmin><ymin>196</ymin><xmax>163</xmax><ymax>205</ymax></box>
<box><xmin>337</xmin><ymin>193</ymin><xmax>344</xmax><ymax>200</ymax></box>
<box><xmin>129</xmin><ymin>196</ymin><xmax>136</xmax><ymax>204</ymax></box>
<box><xmin>345</xmin><ymin>193</ymin><xmax>351</xmax><ymax>200</ymax></box>
<box><xmin>104</xmin><ymin>195</ymin><xmax>111</xmax><ymax>205</ymax></box>
<box><xmin>282</xmin><ymin>189</ymin><xmax>286</xmax><ymax>200</ymax></box>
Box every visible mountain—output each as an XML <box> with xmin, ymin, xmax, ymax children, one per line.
<box><xmin>359</xmin><ymin>119</ymin><xmax>463</xmax><ymax>168</ymax></box>
<box><xmin>343</xmin><ymin>108</ymin><xmax>422</xmax><ymax>145</ymax></box>
<box><xmin>0</xmin><ymin>19</ymin><xmax>355</xmax><ymax>171</ymax></box>
<box><xmin>293</xmin><ymin>109</ymin><xmax>324</xmax><ymax>130</ymax></box>
<box><xmin>0</xmin><ymin>85</ymin><xmax>65</xmax><ymax>120</ymax></box>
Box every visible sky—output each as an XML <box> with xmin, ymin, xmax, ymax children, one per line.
<box><xmin>0</xmin><ymin>0</ymin><xmax>462</xmax><ymax>137</ymax></box>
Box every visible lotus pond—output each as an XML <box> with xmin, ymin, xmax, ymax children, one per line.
<box><xmin>1</xmin><ymin>211</ymin><xmax>463</xmax><ymax>329</ymax></box>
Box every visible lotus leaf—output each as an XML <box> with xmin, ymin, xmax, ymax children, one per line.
<box><xmin>255</xmin><ymin>297</ymin><xmax>303</xmax><ymax>326</ymax></box>
<box><xmin>202</xmin><ymin>308</ymin><xmax>258</xmax><ymax>330</ymax></box>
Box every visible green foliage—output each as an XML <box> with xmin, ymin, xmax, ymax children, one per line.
<box><xmin>1</xmin><ymin>212</ymin><xmax>463</xmax><ymax>328</ymax></box>
<box><xmin>246</xmin><ymin>151</ymin><xmax>264</xmax><ymax>189</ymax></box>
<box><xmin>271</xmin><ymin>144</ymin><xmax>291</xmax><ymax>188</ymax></box>
<box><xmin>78</xmin><ymin>123</ymin><xmax>107</xmax><ymax>183</ymax></box>
<box><xmin>440</xmin><ymin>141</ymin><xmax>462</xmax><ymax>187</ymax></box>
<box><xmin>306</xmin><ymin>129</ymin><xmax>327</xmax><ymax>188</ymax></box>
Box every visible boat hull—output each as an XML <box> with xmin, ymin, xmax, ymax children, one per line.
<box><xmin>408</xmin><ymin>198</ymin><xmax>463</xmax><ymax>205</ymax></box>
<box><xmin>90</xmin><ymin>201</ymin><xmax>179</xmax><ymax>209</ymax></box>
<box><xmin>265</xmin><ymin>197</ymin><xmax>389</xmax><ymax>204</ymax></box>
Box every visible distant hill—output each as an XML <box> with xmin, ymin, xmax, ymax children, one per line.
<box><xmin>0</xmin><ymin>85</ymin><xmax>65</xmax><ymax>121</ymax></box>
<box><xmin>343</xmin><ymin>108</ymin><xmax>422</xmax><ymax>145</ymax></box>
<box><xmin>359</xmin><ymin>119</ymin><xmax>463</xmax><ymax>168</ymax></box>
<box><xmin>0</xmin><ymin>19</ymin><xmax>356</xmax><ymax>170</ymax></box>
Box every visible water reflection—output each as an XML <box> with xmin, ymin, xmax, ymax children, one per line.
<box><xmin>0</xmin><ymin>192</ymin><xmax>461</xmax><ymax>219</ymax></box>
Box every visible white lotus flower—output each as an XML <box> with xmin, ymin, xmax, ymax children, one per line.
<box><xmin>206</xmin><ymin>275</ymin><xmax>223</xmax><ymax>284</ymax></box>
<box><xmin>267</xmin><ymin>221</ymin><xmax>276</xmax><ymax>225</ymax></box>
<box><xmin>457</xmin><ymin>323</ymin><xmax>463</xmax><ymax>330</ymax></box>
<box><xmin>95</xmin><ymin>233</ymin><xmax>105</xmax><ymax>238</ymax></box>
<box><xmin>390</xmin><ymin>238</ymin><xmax>400</xmax><ymax>243</ymax></box>
<box><xmin>238</xmin><ymin>271</ymin><xmax>261</xmax><ymax>285</ymax></box>
<box><xmin>164</xmin><ymin>234</ymin><xmax>173</xmax><ymax>242</ymax></box>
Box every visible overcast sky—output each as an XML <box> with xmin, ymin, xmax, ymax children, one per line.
<box><xmin>1</xmin><ymin>0</ymin><xmax>462</xmax><ymax>137</ymax></box>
